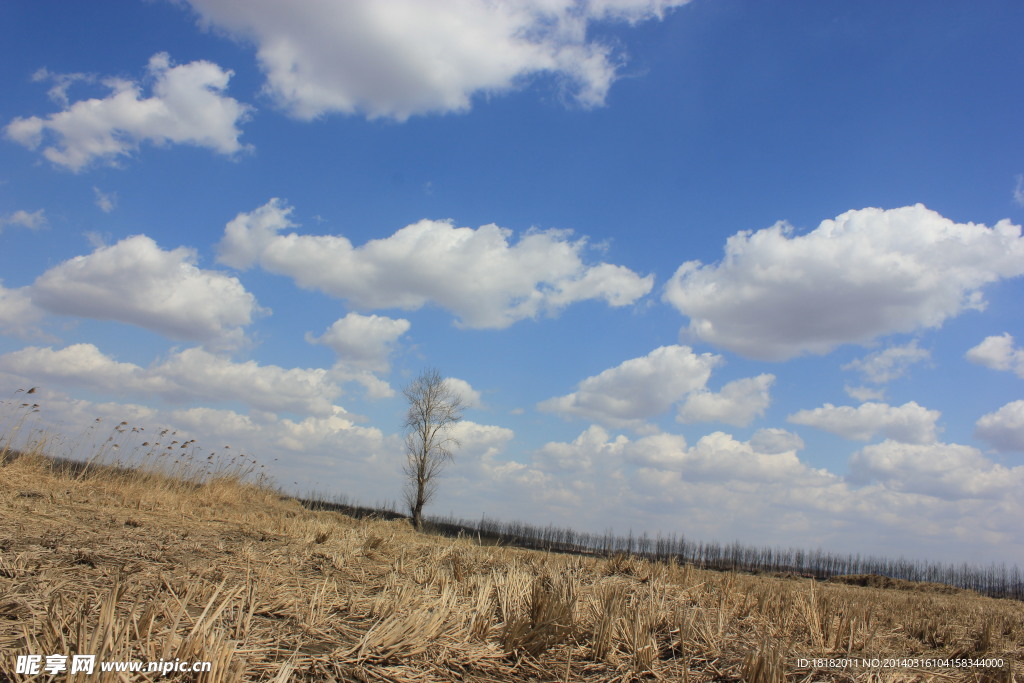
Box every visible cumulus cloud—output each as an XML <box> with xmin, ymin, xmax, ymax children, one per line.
<box><xmin>154</xmin><ymin>348</ymin><xmax>338</xmax><ymax>415</ymax></box>
<box><xmin>0</xmin><ymin>343</ymin><xmax>340</xmax><ymax>416</ymax></box>
<box><xmin>182</xmin><ymin>0</ymin><xmax>690</xmax><ymax>120</ymax></box>
<box><xmin>536</xmin><ymin>426</ymin><xmax>806</xmax><ymax>484</ymax></box>
<box><xmin>308</xmin><ymin>312</ymin><xmax>410</xmax><ymax>373</ymax></box>
<box><xmin>849</xmin><ymin>440</ymin><xmax>1023</xmax><ymax>500</ymax></box>
<box><xmin>0</xmin><ymin>343</ymin><xmax>170</xmax><ymax>396</ymax></box>
<box><xmin>0</xmin><ymin>209</ymin><xmax>47</xmax><ymax>232</ymax></box>
<box><xmin>0</xmin><ymin>283</ymin><xmax>47</xmax><ymax>339</ymax></box>
<box><xmin>975</xmin><ymin>400</ymin><xmax>1024</xmax><ymax>453</ymax></box>
<box><xmin>677</xmin><ymin>431</ymin><xmax>808</xmax><ymax>482</ymax></box>
<box><xmin>332</xmin><ymin>371</ymin><xmax>396</xmax><ymax>401</ymax></box>
<box><xmin>535</xmin><ymin>424</ymin><xmax>628</xmax><ymax>474</ymax></box>
<box><xmin>529</xmin><ymin>422</ymin><xmax>1019</xmax><ymax>556</ymax></box>
<box><xmin>307</xmin><ymin>312</ymin><xmax>411</xmax><ymax>399</ymax></box>
<box><xmin>217</xmin><ymin>198</ymin><xmax>295</xmax><ymax>270</ymax></box>
<box><xmin>519</xmin><ymin>421</ymin><xmax>1024</xmax><ymax>560</ymax></box>
<box><xmin>169</xmin><ymin>405</ymin><xmax>262</xmax><ymax>440</ymax></box>
<box><xmin>6</xmin><ymin>53</ymin><xmax>251</xmax><ymax>171</ymax></box>
<box><xmin>443</xmin><ymin>377</ymin><xmax>483</xmax><ymax>409</ymax></box>
<box><xmin>271</xmin><ymin>408</ymin><xmax>385</xmax><ymax>454</ymax></box>
<box><xmin>966</xmin><ymin>333</ymin><xmax>1024</xmax><ymax>378</ymax></box>
<box><xmin>844</xmin><ymin>340</ymin><xmax>930</xmax><ymax>385</ymax></box>
<box><xmin>217</xmin><ymin>199</ymin><xmax>652</xmax><ymax>329</ymax></box>
<box><xmin>664</xmin><ymin>205</ymin><xmax>1024</xmax><ymax>360</ymax></box>
<box><xmin>749</xmin><ymin>427</ymin><xmax>804</xmax><ymax>455</ymax></box>
<box><xmin>788</xmin><ymin>401</ymin><xmax>940</xmax><ymax>444</ymax></box>
<box><xmin>538</xmin><ymin>345</ymin><xmax>720</xmax><ymax>429</ymax></box>
<box><xmin>32</xmin><ymin>234</ymin><xmax>261</xmax><ymax>348</ymax></box>
<box><xmin>407</xmin><ymin>418</ymin><xmax>546</xmax><ymax>515</ymax></box>
<box><xmin>676</xmin><ymin>373</ymin><xmax>774</xmax><ymax>427</ymax></box>
<box><xmin>451</xmin><ymin>420</ymin><xmax>515</xmax><ymax>461</ymax></box>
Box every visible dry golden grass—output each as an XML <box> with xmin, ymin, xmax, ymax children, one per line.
<box><xmin>1</xmin><ymin>446</ymin><xmax>1022</xmax><ymax>681</ymax></box>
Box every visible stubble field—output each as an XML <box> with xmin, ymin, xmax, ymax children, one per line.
<box><xmin>1</xmin><ymin>446</ymin><xmax>1021</xmax><ymax>682</ymax></box>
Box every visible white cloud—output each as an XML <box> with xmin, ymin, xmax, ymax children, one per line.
<box><xmin>31</xmin><ymin>68</ymin><xmax>95</xmax><ymax>107</ymax></box>
<box><xmin>31</xmin><ymin>234</ymin><xmax>262</xmax><ymax>348</ymax></box>
<box><xmin>536</xmin><ymin>426</ymin><xmax>807</xmax><ymax>484</ymax></box>
<box><xmin>271</xmin><ymin>408</ymin><xmax>384</xmax><ymax>455</ymax></box>
<box><xmin>0</xmin><ymin>209</ymin><xmax>47</xmax><ymax>232</ymax></box>
<box><xmin>182</xmin><ymin>0</ymin><xmax>690</xmax><ymax>121</ymax></box>
<box><xmin>217</xmin><ymin>198</ymin><xmax>296</xmax><ymax>270</ymax></box>
<box><xmin>1014</xmin><ymin>174</ymin><xmax>1024</xmax><ymax>207</ymax></box>
<box><xmin>849</xmin><ymin>440</ymin><xmax>1024</xmax><ymax>500</ymax></box>
<box><xmin>975</xmin><ymin>400</ymin><xmax>1024</xmax><ymax>453</ymax></box>
<box><xmin>443</xmin><ymin>377</ymin><xmax>483</xmax><ymax>409</ymax></box>
<box><xmin>6</xmin><ymin>53</ymin><xmax>251</xmax><ymax>171</ymax></box>
<box><xmin>307</xmin><ymin>312</ymin><xmax>411</xmax><ymax>399</ymax></box>
<box><xmin>0</xmin><ymin>344</ymin><xmax>155</xmax><ymax>395</ymax></box>
<box><xmin>169</xmin><ymin>405</ymin><xmax>262</xmax><ymax>440</ymax></box>
<box><xmin>330</xmin><ymin>370</ymin><xmax>397</xmax><ymax>401</ymax></box>
<box><xmin>93</xmin><ymin>187</ymin><xmax>117</xmax><ymax>213</ymax></box>
<box><xmin>843</xmin><ymin>385</ymin><xmax>886</xmax><ymax>402</ymax></box>
<box><xmin>217</xmin><ymin>199</ymin><xmax>652</xmax><ymax>329</ymax></box>
<box><xmin>622</xmin><ymin>431</ymin><xmax>690</xmax><ymax>470</ymax></box>
<box><xmin>450</xmin><ymin>420</ymin><xmax>516</xmax><ymax>463</ymax></box>
<box><xmin>664</xmin><ymin>205</ymin><xmax>1024</xmax><ymax>360</ymax></box>
<box><xmin>538</xmin><ymin>345</ymin><xmax>720</xmax><ymax>429</ymax></box>
<box><xmin>676</xmin><ymin>373</ymin><xmax>774</xmax><ymax>427</ymax></box>
<box><xmin>0</xmin><ymin>343</ymin><xmax>340</xmax><ymax>417</ymax></box>
<box><xmin>966</xmin><ymin>333</ymin><xmax>1024</xmax><ymax>379</ymax></box>
<box><xmin>522</xmin><ymin>424</ymin><xmax>1024</xmax><ymax>561</ymax></box>
<box><xmin>308</xmin><ymin>312</ymin><xmax>410</xmax><ymax>373</ymax></box>
<box><xmin>749</xmin><ymin>427</ymin><xmax>804</xmax><ymax>455</ymax></box>
<box><xmin>413</xmin><ymin>418</ymin><xmax>547</xmax><ymax>514</ymax></box>
<box><xmin>843</xmin><ymin>340</ymin><xmax>930</xmax><ymax>384</ymax></box>
<box><xmin>678</xmin><ymin>431</ymin><xmax>808</xmax><ymax>482</ymax></box>
<box><xmin>788</xmin><ymin>401</ymin><xmax>940</xmax><ymax>444</ymax></box>
<box><xmin>518</xmin><ymin>421</ymin><xmax>1024</xmax><ymax>561</ymax></box>
<box><xmin>535</xmin><ymin>424</ymin><xmax>628</xmax><ymax>474</ymax></box>
<box><xmin>0</xmin><ymin>283</ymin><xmax>47</xmax><ymax>339</ymax></box>
<box><xmin>841</xmin><ymin>342</ymin><xmax>930</xmax><ymax>403</ymax></box>
<box><xmin>154</xmin><ymin>348</ymin><xmax>338</xmax><ymax>416</ymax></box>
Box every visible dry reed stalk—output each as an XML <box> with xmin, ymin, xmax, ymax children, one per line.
<box><xmin>492</xmin><ymin>566</ymin><xmax>533</xmax><ymax>626</ymax></box>
<box><xmin>500</xmin><ymin>573</ymin><xmax>577</xmax><ymax>657</ymax></box>
<box><xmin>466</xmin><ymin>574</ymin><xmax>495</xmax><ymax>641</ymax></box>
<box><xmin>590</xmin><ymin>583</ymin><xmax>626</xmax><ymax>662</ymax></box>
<box><xmin>740</xmin><ymin>641</ymin><xmax>787</xmax><ymax>683</ymax></box>
<box><xmin>616</xmin><ymin>593</ymin><xmax>659</xmax><ymax>673</ymax></box>
<box><xmin>344</xmin><ymin>583</ymin><xmax>458</xmax><ymax>663</ymax></box>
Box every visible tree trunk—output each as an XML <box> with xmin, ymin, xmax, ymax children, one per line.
<box><xmin>411</xmin><ymin>474</ymin><xmax>425</xmax><ymax>530</ymax></box>
<box><xmin>411</xmin><ymin>500</ymin><xmax>424</xmax><ymax>531</ymax></box>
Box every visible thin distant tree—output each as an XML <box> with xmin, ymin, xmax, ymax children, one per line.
<box><xmin>402</xmin><ymin>368</ymin><xmax>463</xmax><ymax>531</ymax></box>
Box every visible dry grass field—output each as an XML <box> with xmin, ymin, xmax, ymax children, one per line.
<box><xmin>1</xmin><ymin>441</ymin><xmax>1022</xmax><ymax>682</ymax></box>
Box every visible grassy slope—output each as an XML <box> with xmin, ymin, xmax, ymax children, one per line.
<box><xmin>1</xmin><ymin>451</ymin><xmax>1022</xmax><ymax>682</ymax></box>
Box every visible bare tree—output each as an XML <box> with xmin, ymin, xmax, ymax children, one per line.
<box><xmin>403</xmin><ymin>368</ymin><xmax>463</xmax><ymax>531</ymax></box>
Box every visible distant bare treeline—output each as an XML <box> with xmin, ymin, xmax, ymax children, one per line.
<box><xmin>300</xmin><ymin>494</ymin><xmax>1023</xmax><ymax>601</ymax></box>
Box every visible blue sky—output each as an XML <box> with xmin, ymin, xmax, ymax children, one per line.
<box><xmin>2</xmin><ymin>0</ymin><xmax>1023</xmax><ymax>565</ymax></box>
